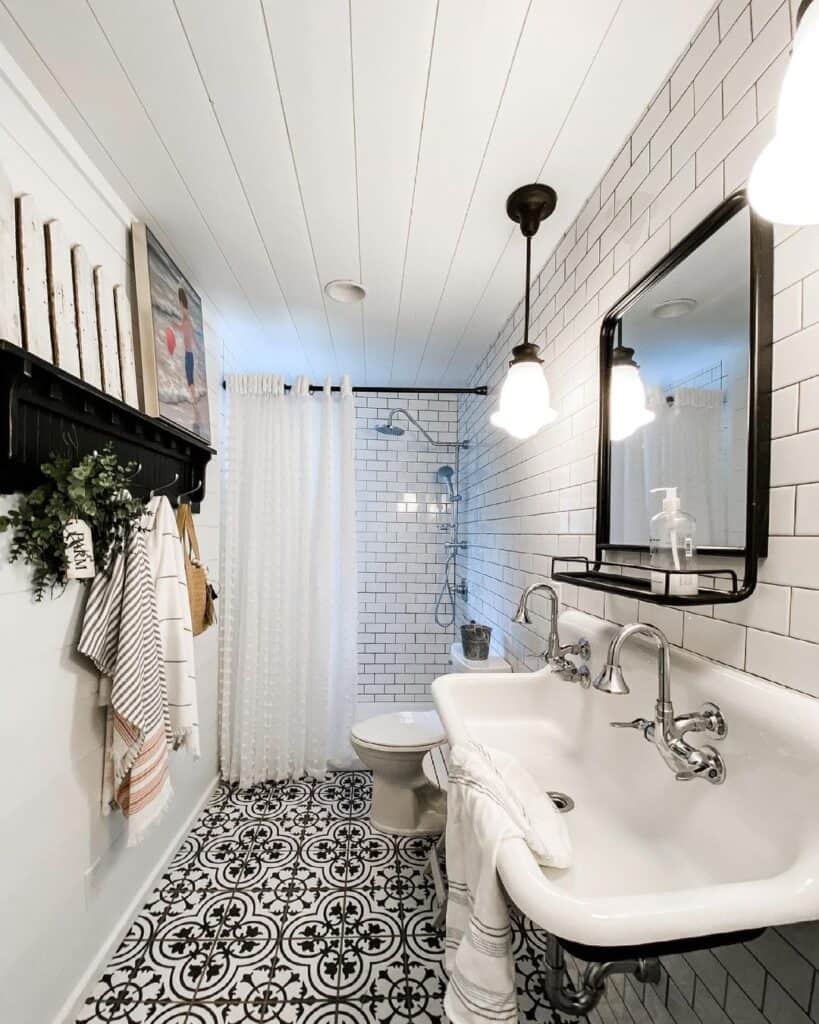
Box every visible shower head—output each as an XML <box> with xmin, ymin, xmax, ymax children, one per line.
<box><xmin>375</xmin><ymin>423</ymin><xmax>405</xmax><ymax>437</ymax></box>
<box><xmin>437</xmin><ymin>465</ymin><xmax>459</xmax><ymax>502</ymax></box>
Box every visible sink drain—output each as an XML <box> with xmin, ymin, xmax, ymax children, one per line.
<box><xmin>547</xmin><ymin>791</ymin><xmax>574</xmax><ymax>813</ymax></box>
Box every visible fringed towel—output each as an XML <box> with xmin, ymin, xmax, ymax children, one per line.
<box><xmin>79</xmin><ymin>528</ymin><xmax>173</xmax><ymax>846</ymax></box>
<box><xmin>143</xmin><ymin>495</ymin><xmax>199</xmax><ymax>755</ymax></box>
<box><xmin>444</xmin><ymin>743</ymin><xmax>572</xmax><ymax>1024</ymax></box>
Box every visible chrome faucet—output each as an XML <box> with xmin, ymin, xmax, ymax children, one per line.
<box><xmin>512</xmin><ymin>583</ymin><xmax>591</xmax><ymax>685</ymax></box>
<box><xmin>594</xmin><ymin>622</ymin><xmax>727</xmax><ymax>784</ymax></box>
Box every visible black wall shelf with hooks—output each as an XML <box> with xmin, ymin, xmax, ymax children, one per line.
<box><xmin>0</xmin><ymin>341</ymin><xmax>215</xmax><ymax>510</ymax></box>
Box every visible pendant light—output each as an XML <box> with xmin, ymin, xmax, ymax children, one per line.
<box><xmin>749</xmin><ymin>0</ymin><xmax>819</xmax><ymax>224</ymax></box>
<box><xmin>608</xmin><ymin>323</ymin><xmax>655</xmax><ymax>442</ymax></box>
<box><xmin>490</xmin><ymin>184</ymin><xmax>558</xmax><ymax>440</ymax></box>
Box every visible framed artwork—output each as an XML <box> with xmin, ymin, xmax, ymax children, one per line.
<box><xmin>131</xmin><ymin>222</ymin><xmax>211</xmax><ymax>441</ymax></box>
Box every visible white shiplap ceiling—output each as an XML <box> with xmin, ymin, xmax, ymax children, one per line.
<box><xmin>0</xmin><ymin>0</ymin><xmax>715</xmax><ymax>385</ymax></box>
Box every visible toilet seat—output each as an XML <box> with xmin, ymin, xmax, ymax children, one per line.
<box><xmin>351</xmin><ymin>710</ymin><xmax>446</xmax><ymax>752</ymax></box>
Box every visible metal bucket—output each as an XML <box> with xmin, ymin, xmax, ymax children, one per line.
<box><xmin>460</xmin><ymin>621</ymin><xmax>491</xmax><ymax>661</ymax></box>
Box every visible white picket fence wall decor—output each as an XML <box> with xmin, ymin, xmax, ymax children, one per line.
<box><xmin>0</xmin><ymin>164</ymin><xmax>140</xmax><ymax>409</ymax></box>
<box><xmin>44</xmin><ymin>219</ymin><xmax>80</xmax><ymax>377</ymax></box>
<box><xmin>0</xmin><ymin>162</ymin><xmax>20</xmax><ymax>348</ymax></box>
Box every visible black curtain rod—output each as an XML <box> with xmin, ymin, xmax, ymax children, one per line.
<box><xmin>221</xmin><ymin>380</ymin><xmax>488</xmax><ymax>395</ymax></box>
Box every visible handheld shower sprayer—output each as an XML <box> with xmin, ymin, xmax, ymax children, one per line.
<box><xmin>437</xmin><ymin>465</ymin><xmax>459</xmax><ymax>502</ymax></box>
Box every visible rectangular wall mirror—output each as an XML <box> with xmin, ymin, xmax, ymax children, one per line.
<box><xmin>589</xmin><ymin>191</ymin><xmax>773</xmax><ymax>600</ymax></box>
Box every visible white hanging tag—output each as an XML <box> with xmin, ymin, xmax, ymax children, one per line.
<box><xmin>64</xmin><ymin>519</ymin><xmax>95</xmax><ymax>579</ymax></box>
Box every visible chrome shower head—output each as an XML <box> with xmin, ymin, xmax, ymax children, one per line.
<box><xmin>592</xmin><ymin>663</ymin><xmax>631</xmax><ymax>695</ymax></box>
<box><xmin>375</xmin><ymin>422</ymin><xmax>405</xmax><ymax>437</ymax></box>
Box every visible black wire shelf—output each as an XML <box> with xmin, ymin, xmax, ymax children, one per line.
<box><xmin>551</xmin><ymin>556</ymin><xmax>743</xmax><ymax>607</ymax></box>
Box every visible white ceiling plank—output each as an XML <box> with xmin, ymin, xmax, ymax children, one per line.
<box><xmin>85</xmin><ymin>0</ymin><xmax>308</xmax><ymax>366</ymax></box>
<box><xmin>444</xmin><ymin>0</ymin><xmax>718</xmax><ymax>386</ymax></box>
<box><xmin>262</xmin><ymin>0</ymin><xmax>366</xmax><ymax>382</ymax></box>
<box><xmin>175</xmin><ymin>0</ymin><xmax>339</xmax><ymax>380</ymax></box>
<box><xmin>388</xmin><ymin>0</ymin><xmax>530</xmax><ymax>385</ymax></box>
<box><xmin>0</xmin><ymin>1</ymin><xmax>718</xmax><ymax>384</ymax></box>
<box><xmin>350</xmin><ymin>0</ymin><xmax>437</xmax><ymax>384</ymax></box>
<box><xmin>0</xmin><ymin>1</ymin><xmax>244</xmax><ymax>323</ymax></box>
<box><xmin>413</xmin><ymin>0</ymin><xmax>621</xmax><ymax>384</ymax></box>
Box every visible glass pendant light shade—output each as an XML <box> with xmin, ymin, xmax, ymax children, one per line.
<box><xmin>490</xmin><ymin>356</ymin><xmax>557</xmax><ymax>439</ymax></box>
<box><xmin>749</xmin><ymin>0</ymin><xmax>819</xmax><ymax>224</ymax></box>
<box><xmin>609</xmin><ymin>346</ymin><xmax>655</xmax><ymax>442</ymax></box>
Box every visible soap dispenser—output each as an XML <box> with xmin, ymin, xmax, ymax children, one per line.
<box><xmin>649</xmin><ymin>487</ymin><xmax>697</xmax><ymax>596</ymax></box>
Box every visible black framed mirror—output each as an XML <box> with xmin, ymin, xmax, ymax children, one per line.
<box><xmin>554</xmin><ymin>191</ymin><xmax>772</xmax><ymax>606</ymax></box>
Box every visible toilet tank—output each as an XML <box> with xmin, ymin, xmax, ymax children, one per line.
<box><xmin>450</xmin><ymin>641</ymin><xmax>511</xmax><ymax>674</ymax></box>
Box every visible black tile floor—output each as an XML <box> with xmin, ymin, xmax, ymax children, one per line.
<box><xmin>76</xmin><ymin>772</ymin><xmax>633</xmax><ymax>1023</ymax></box>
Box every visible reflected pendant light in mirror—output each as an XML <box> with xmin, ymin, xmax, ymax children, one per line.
<box><xmin>749</xmin><ymin>0</ymin><xmax>819</xmax><ymax>224</ymax></box>
<box><xmin>490</xmin><ymin>184</ymin><xmax>558</xmax><ymax>440</ymax></box>
<box><xmin>609</xmin><ymin>324</ymin><xmax>654</xmax><ymax>442</ymax></box>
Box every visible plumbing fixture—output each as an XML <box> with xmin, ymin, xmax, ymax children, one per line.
<box><xmin>512</xmin><ymin>583</ymin><xmax>591</xmax><ymax>684</ymax></box>
<box><xmin>594</xmin><ymin>622</ymin><xmax>727</xmax><ymax>784</ymax></box>
<box><xmin>455</xmin><ymin>578</ymin><xmax>468</xmax><ymax>600</ymax></box>
<box><xmin>374</xmin><ymin>409</ymin><xmax>469</xmax><ymax>449</ymax></box>
<box><xmin>437</xmin><ymin>464</ymin><xmax>460</xmax><ymax>501</ymax></box>
<box><xmin>544</xmin><ymin>934</ymin><xmax>660</xmax><ymax>1017</ymax></box>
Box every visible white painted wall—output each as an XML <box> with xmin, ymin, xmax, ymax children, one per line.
<box><xmin>0</xmin><ymin>41</ymin><xmax>233</xmax><ymax>1024</ymax></box>
<box><xmin>459</xmin><ymin>1</ymin><xmax>819</xmax><ymax>1020</ymax></box>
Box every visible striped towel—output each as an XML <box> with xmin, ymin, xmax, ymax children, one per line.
<box><xmin>79</xmin><ymin>527</ymin><xmax>173</xmax><ymax>846</ymax></box>
<box><xmin>143</xmin><ymin>496</ymin><xmax>199</xmax><ymax>756</ymax></box>
<box><xmin>444</xmin><ymin>743</ymin><xmax>572</xmax><ymax>1024</ymax></box>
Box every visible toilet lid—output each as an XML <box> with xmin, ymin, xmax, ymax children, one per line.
<box><xmin>351</xmin><ymin>710</ymin><xmax>446</xmax><ymax>749</ymax></box>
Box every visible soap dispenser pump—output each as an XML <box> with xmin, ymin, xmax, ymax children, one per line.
<box><xmin>649</xmin><ymin>487</ymin><xmax>697</xmax><ymax>596</ymax></box>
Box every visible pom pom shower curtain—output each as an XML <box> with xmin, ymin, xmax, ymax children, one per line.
<box><xmin>220</xmin><ymin>375</ymin><xmax>358</xmax><ymax>785</ymax></box>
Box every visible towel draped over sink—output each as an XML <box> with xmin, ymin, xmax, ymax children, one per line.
<box><xmin>444</xmin><ymin>743</ymin><xmax>572</xmax><ymax>1024</ymax></box>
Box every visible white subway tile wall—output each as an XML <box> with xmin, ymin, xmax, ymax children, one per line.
<box><xmin>458</xmin><ymin>1</ymin><xmax>819</xmax><ymax>1020</ymax></box>
<box><xmin>355</xmin><ymin>392</ymin><xmax>459</xmax><ymax>704</ymax></box>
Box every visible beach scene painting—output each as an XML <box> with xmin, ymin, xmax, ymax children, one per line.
<box><xmin>132</xmin><ymin>223</ymin><xmax>210</xmax><ymax>442</ymax></box>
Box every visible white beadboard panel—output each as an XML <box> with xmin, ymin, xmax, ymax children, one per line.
<box><xmin>15</xmin><ymin>193</ymin><xmax>51</xmax><ymax>359</ymax></box>
<box><xmin>93</xmin><ymin>264</ymin><xmax>121</xmax><ymax>400</ymax></box>
<box><xmin>44</xmin><ymin>218</ymin><xmax>80</xmax><ymax>375</ymax></box>
<box><xmin>0</xmin><ymin>158</ymin><xmax>20</xmax><ymax>346</ymax></box>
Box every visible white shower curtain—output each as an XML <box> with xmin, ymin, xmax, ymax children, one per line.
<box><xmin>219</xmin><ymin>374</ymin><xmax>358</xmax><ymax>786</ymax></box>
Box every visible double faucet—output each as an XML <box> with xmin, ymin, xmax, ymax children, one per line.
<box><xmin>512</xmin><ymin>585</ymin><xmax>727</xmax><ymax>784</ymax></box>
<box><xmin>512</xmin><ymin>583</ymin><xmax>591</xmax><ymax>684</ymax></box>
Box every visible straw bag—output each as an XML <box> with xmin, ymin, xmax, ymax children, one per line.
<box><xmin>176</xmin><ymin>502</ymin><xmax>215</xmax><ymax>636</ymax></box>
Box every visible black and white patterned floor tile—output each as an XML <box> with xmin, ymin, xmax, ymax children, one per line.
<box><xmin>77</xmin><ymin>771</ymin><xmax>589</xmax><ymax>1024</ymax></box>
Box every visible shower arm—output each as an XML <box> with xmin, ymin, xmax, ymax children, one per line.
<box><xmin>387</xmin><ymin>409</ymin><xmax>469</xmax><ymax>449</ymax></box>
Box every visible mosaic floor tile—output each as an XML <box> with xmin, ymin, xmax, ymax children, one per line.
<box><xmin>78</xmin><ymin>770</ymin><xmax>576</xmax><ymax>1024</ymax></box>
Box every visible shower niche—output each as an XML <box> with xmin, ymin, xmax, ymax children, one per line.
<box><xmin>553</xmin><ymin>191</ymin><xmax>773</xmax><ymax>606</ymax></box>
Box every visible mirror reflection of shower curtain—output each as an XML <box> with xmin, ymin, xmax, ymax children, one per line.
<box><xmin>610</xmin><ymin>387</ymin><xmax>725</xmax><ymax>547</ymax></box>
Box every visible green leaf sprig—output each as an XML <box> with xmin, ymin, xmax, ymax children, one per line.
<box><xmin>0</xmin><ymin>445</ymin><xmax>145</xmax><ymax>600</ymax></box>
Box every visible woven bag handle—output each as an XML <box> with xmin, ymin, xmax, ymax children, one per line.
<box><xmin>176</xmin><ymin>502</ymin><xmax>201</xmax><ymax>563</ymax></box>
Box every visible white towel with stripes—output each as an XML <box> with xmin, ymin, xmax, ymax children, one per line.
<box><xmin>143</xmin><ymin>496</ymin><xmax>199</xmax><ymax>756</ymax></box>
<box><xmin>79</xmin><ymin>527</ymin><xmax>173</xmax><ymax>846</ymax></box>
<box><xmin>444</xmin><ymin>743</ymin><xmax>572</xmax><ymax>1024</ymax></box>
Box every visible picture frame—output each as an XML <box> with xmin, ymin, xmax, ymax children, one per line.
<box><xmin>131</xmin><ymin>222</ymin><xmax>211</xmax><ymax>442</ymax></box>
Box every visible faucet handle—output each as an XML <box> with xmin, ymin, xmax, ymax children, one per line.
<box><xmin>573</xmin><ymin>638</ymin><xmax>591</xmax><ymax>662</ymax></box>
<box><xmin>675</xmin><ymin>745</ymin><xmax>726</xmax><ymax>784</ymax></box>
<box><xmin>610</xmin><ymin>718</ymin><xmax>652</xmax><ymax>737</ymax></box>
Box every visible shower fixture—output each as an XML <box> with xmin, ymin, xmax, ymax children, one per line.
<box><xmin>374</xmin><ymin>409</ymin><xmax>468</xmax><ymax>449</ymax></box>
<box><xmin>436</xmin><ymin>465</ymin><xmax>460</xmax><ymax>502</ymax></box>
<box><xmin>374</xmin><ymin>408</ymin><xmax>467</xmax><ymax>630</ymax></box>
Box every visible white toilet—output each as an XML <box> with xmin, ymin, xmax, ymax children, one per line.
<box><xmin>350</xmin><ymin>642</ymin><xmax>511</xmax><ymax>836</ymax></box>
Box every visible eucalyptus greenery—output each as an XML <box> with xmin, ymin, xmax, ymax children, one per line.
<box><xmin>0</xmin><ymin>445</ymin><xmax>144</xmax><ymax>600</ymax></box>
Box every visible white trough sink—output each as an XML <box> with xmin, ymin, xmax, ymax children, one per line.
<box><xmin>432</xmin><ymin>609</ymin><xmax>819</xmax><ymax>949</ymax></box>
